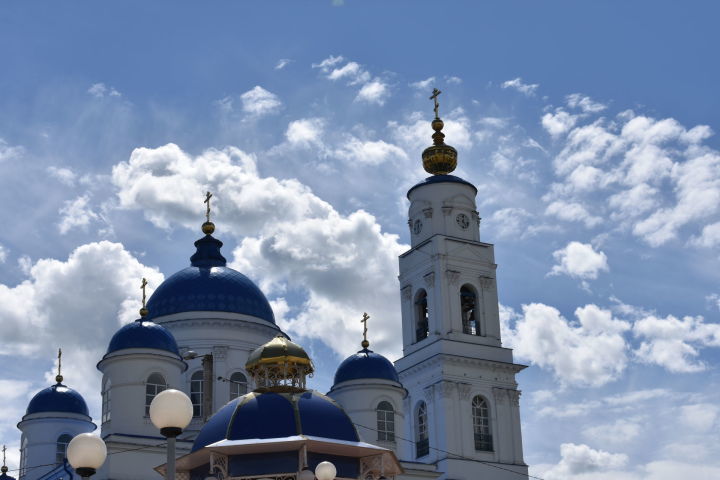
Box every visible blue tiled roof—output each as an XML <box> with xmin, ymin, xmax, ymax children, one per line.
<box><xmin>106</xmin><ymin>319</ymin><xmax>180</xmax><ymax>356</ymax></box>
<box><xmin>407</xmin><ymin>174</ymin><xmax>478</xmax><ymax>198</ymax></box>
<box><xmin>145</xmin><ymin>234</ymin><xmax>275</xmax><ymax>323</ymax></box>
<box><xmin>333</xmin><ymin>348</ymin><xmax>400</xmax><ymax>386</ymax></box>
<box><xmin>26</xmin><ymin>383</ymin><xmax>89</xmax><ymax>417</ymax></box>
<box><xmin>192</xmin><ymin>391</ymin><xmax>358</xmax><ymax>452</ymax></box>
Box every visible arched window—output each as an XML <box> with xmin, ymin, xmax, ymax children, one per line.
<box><xmin>229</xmin><ymin>372</ymin><xmax>248</xmax><ymax>400</ymax></box>
<box><xmin>145</xmin><ymin>373</ymin><xmax>167</xmax><ymax>416</ymax></box>
<box><xmin>101</xmin><ymin>379</ymin><xmax>111</xmax><ymax>423</ymax></box>
<box><xmin>472</xmin><ymin>395</ymin><xmax>493</xmax><ymax>451</ymax></box>
<box><xmin>461</xmin><ymin>285</ymin><xmax>480</xmax><ymax>335</ymax></box>
<box><xmin>20</xmin><ymin>437</ymin><xmax>28</xmax><ymax>477</ymax></box>
<box><xmin>56</xmin><ymin>434</ymin><xmax>72</xmax><ymax>464</ymax></box>
<box><xmin>191</xmin><ymin>371</ymin><xmax>204</xmax><ymax>418</ymax></box>
<box><xmin>376</xmin><ymin>401</ymin><xmax>395</xmax><ymax>442</ymax></box>
<box><xmin>415</xmin><ymin>402</ymin><xmax>429</xmax><ymax>458</ymax></box>
<box><xmin>415</xmin><ymin>289</ymin><xmax>429</xmax><ymax>342</ymax></box>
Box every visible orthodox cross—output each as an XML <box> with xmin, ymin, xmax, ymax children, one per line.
<box><xmin>204</xmin><ymin>191</ymin><xmax>213</xmax><ymax>223</ymax></box>
<box><xmin>429</xmin><ymin>88</ymin><xmax>442</xmax><ymax>118</ymax></box>
<box><xmin>141</xmin><ymin>278</ymin><xmax>148</xmax><ymax>309</ymax></box>
<box><xmin>361</xmin><ymin>312</ymin><xmax>370</xmax><ymax>343</ymax></box>
<box><xmin>55</xmin><ymin>348</ymin><xmax>63</xmax><ymax>383</ymax></box>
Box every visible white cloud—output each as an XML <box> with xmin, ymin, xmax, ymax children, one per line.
<box><xmin>550</xmin><ymin>242</ymin><xmax>609</xmax><ymax>280</ymax></box>
<box><xmin>285</xmin><ymin>118</ymin><xmax>325</xmax><ymax>147</ymax></box>
<box><xmin>312</xmin><ymin>55</ymin><xmax>344</xmax><ymax>71</ymax></box>
<box><xmin>0</xmin><ymin>245</ymin><xmax>6</xmax><ymax>263</ymax></box>
<box><xmin>633</xmin><ymin>314</ymin><xmax>720</xmax><ymax>372</ymax></box>
<box><xmin>410</xmin><ymin>77</ymin><xmax>435</xmax><ymax>90</ymax></box>
<box><xmin>48</xmin><ymin>166</ymin><xmax>77</xmax><ymax>186</ymax></box>
<box><xmin>356</xmin><ymin>79</ymin><xmax>389</xmax><ymax>105</ymax></box>
<box><xmin>0</xmin><ymin>139</ymin><xmax>24</xmax><ymax>162</ymax></box>
<box><xmin>87</xmin><ymin>82</ymin><xmax>121</xmax><ymax>98</ymax></box>
<box><xmin>504</xmin><ymin>303</ymin><xmax>629</xmax><ymax>386</ymax></box>
<box><xmin>583</xmin><ymin>419</ymin><xmax>642</xmax><ymax>446</ymax></box>
<box><xmin>0</xmin><ymin>242</ymin><xmax>163</xmax><ymax>422</ymax></box>
<box><xmin>546</xmin><ymin>201</ymin><xmax>602</xmax><ymax>228</ymax></box>
<box><xmin>58</xmin><ymin>194</ymin><xmax>100</xmax><ymax>234</ymax></box>
<box><xmin>240</xmin><ymin>86</ymin><xmax>282</xmax><ymax>116</ymax></box>
<box><xmin>566</xmin><ymin>93</ymin><xmax>607</xmax><ymax>113</ymax></box>
<box><xmin>333</xmin><ymin>137</ymin><xmax>407</xmax><ymax>165</ymax></box>
<box><xmin>689</xmin><ymin>221</ymin><xmax>720</xmax><ymax>247</ymax></box>
<box><xmin>543</xmin><ymin>443</ymin><xmax>628</xmax><ymax>479</ymax></box>
<box><xmin>445</xmin><ymin>75</ymin><xmax>462</xmax><ymax>84</ymax></box>
<box><xmin>501</xmin><ymin>77</ymin><xmax>539</xmax><ymax>96</ymax></box>
<box><xmin>274</xmin><ymin>58</ymin><xmax>291</xmax><ymax>70</ymax></box>
<box><xmin>680</xmin><ymin>403</ymin><xmax>719</xmax><ymax>432</ymax></box>
<box><xmin>110</xmin><ymin>144</ymin><xmax>408</xmax><ymax>359</ymax></box>
<box><xmin>542</xmin><ymin>109</ymin><xmax>579</xmax><ymax>138</ymax></box>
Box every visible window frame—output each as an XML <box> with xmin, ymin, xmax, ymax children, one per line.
<box><xmin>229</xmin><ymin>371</ymin><xmax>248</xmax><ymax>401</ymax></box>
<box><xmin>145</xmin><ymin>373</ymin><xmax>167</xmax><ymax>417</ymax></box>
<box><xmin>190</xmin><ymin>370</ymin><xmax>204</xmax><ymax>418</ymax></box>
<box><xmin>472</xmin><ymin>395</ymin><xmax>493</xmax><ymax>452</ymax></box>
<box><xmin>376</xmin><ymin>401</ymin><xmax>395</xmax><ymax>442</ymax></box>
<box><xmin>414</xmin><ymin>289</ymin><xmax>429</xmax><ymax>342</ymax></box>
<box><xmin>55</xmin><ymin>434</ymin><xmax>73</xmax><ymax>464</ymax></box>
<box><xmin>415</xmin><ymin>401</ymin><xmax>429</xmax><ymax>458</ymax></box>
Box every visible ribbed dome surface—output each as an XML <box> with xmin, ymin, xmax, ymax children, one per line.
<box><xmin>106</xmin><ymin>319</ymin><xmax>180</xmax><ymax>356</ymax></box>
<box><xmin>26</xmin><ymin>383</ymin><xmax>89</xmax><ymax>417</ymax></box>
<box><xmin>333</xmin><ymin>348</ymin><xmax>400</xmax><ymax>386</ymax></box>
<box><xmin>191</xmin><ymin>391</ymin><xmax>358</xmax><ymax>452</ymax></box>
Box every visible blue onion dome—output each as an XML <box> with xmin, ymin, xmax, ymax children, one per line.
<box><xmin>25</xmin><ymin>379</ymin><xmax>89</xmax><ymax>417</ymax></box>
<box><xmin>145</xmin><ymin>226</ymin><xmax>275</xmax><ymax>323</ymax></box>
<box><xmin>105</xmin><ymin>318</ymin><xmax>180</xmax><ymax>356</ymax></box>
<box><xmin>333</xmin><ymin>348</ymin><xmax>400</xmax><ymax>387</ymax></box>
<box><xmin>191</xmin><ymin>390</ymin><xmax>359</xmax><ymax>452</ymax></box>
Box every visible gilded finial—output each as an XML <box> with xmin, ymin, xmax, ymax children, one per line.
<box><xmin>139</xmin><ymin>278</ymin><xmax>149</xmax><ymax>317</ymax></box>
<box><xmin>360</xmin><ymin>312</ymin><xmax>370</xmax><ymax>349</ymax></box>
<box><xmin>422</xmin><ymin>88</ymin><xmax>457</xmax><ymax>175</ymax></box>
<box><xmin>202</xmin><ymin>191</ymin><xmax>215</xmax><ymax>234</ymax></box>
<box><xmin>55</xmin><ymin>348</ymin><xmax>63</xmax><ymax>384</ymax></box>
<box><xmin>1</xmin><ymin>444</ymin><xmax>7</xmax><ymax>473</ymax></box>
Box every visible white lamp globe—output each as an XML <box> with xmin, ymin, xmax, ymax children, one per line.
<box><xmin>315</xmin><ymin>461</ymin><xmax>336</xmax><ymax>480</ymax></box>
<box><xmin>149</xmin><ymin>389</ymin><xmax>193</xmax><ymax>432</ymax></box>
<box><xmin>67</xmin><ymin>433</ymin><xmax>107</xmax><ymax>470</ymax></box>
<box><xmin>298</xmin><ymin>470</ymin><xmax>315</xmax><ymax>480</ymax></box>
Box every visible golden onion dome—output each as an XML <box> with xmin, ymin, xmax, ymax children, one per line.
<box><xmin>422</xmin><ymin>88</ymin><xmax>458</xmax><ymax>175</ymax></box>
<box><xmin>246</xmin><ymin>335</ymin><xmax>314</xmax><ymax>392</ymax></box>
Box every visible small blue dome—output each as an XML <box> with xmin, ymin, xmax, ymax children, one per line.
<box><xmin>106</xmin><ymin>319</ymin><xmax>180</xmax><ymax>356</ymax></box>
<box><xmin>145</xmin><ymin>234</ymin><xmax>275</xmax><ymax>323</ymax></box>
<box><xmin>192</xmin><ymin>391</ymin><xmax>358</xmax><ymax>452</ymax></box>
<box><xmin>26</xmin><ymin>383</ymin><xmax>89</xmax><ymax>417</ymax></box>
<box><xmin>1</xmin><ymin>468</ymin><xmax>16</xmax><ymax>480</ymax></box>
<box><xmin>407</xmin><ymin>174</ymin><xmax>478</xmax><ymax>198</ymax></box>
<box><xmin>333</xmin><ymin>348</ymin><xmax>400</xmax><ymax>386</ymax></box>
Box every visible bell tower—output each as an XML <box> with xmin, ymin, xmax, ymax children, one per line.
<box><xmin>394</xmin><ymin>90</ymin><xmax>528</xmax><ymax>480</ymax></box>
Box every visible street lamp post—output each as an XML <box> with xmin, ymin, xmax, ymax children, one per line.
<box><xmin>149</xmin><ymin>389</ymin><xmax>193</xmax><ymax>480</ymax></box>
<box><xmin>66</xmin><ymin>434</ymin><xmax>107</xmax><ymax>479</ymax></box>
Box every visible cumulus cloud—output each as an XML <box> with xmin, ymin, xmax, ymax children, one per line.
<box><xmin>274</xmin><ymin>58</ymin><xmax>292</xmax><ymax>70</ymax></box>
<box><xmin>58</xmin><ymin>194</ymin><xmax>100</xmax><ymax>234</ymax></box>
<box><xmin>689</xmin><ymin>222</ymin><xmax>720</xmax><ymax>247</ymax></box>
<box><xmin>410</xmin><ymin>77</ymin><xmax>435</xmax><ymax>90</ymax></box>
<box><xmin>542</xmin><ymin>443</ymin><xmax>628</xmax><ymax>479</ymax></box>
<box><xmin>0</xmin><ymin>242</ymin><xmax>163</xmax><ymax>421</ymax></box>
<box><xmin>501</xmin><ymin>77</ymin><xmax>539</xmax><ymax>96</ymax></box>
<box><xmin>550</xmin><ymin>241</ymin><xmax>609</xmax><ymax>280</ymax></box>
<box><xmin>545</xmin><ymin>201</ymin><xmax>602</xmax><ymax>228</ymax></box>
<box><xmin>633</xmin><ymin>314</ymin><xmax>720</xmax><ymax>372</ymax></box>
<box><xmin>503</xmin><ymin>303</ymin><xmax>629</xmax><ymax>386</ymax></box>
<box><xmin>110</xmin><ymin>144</ymin><xmax>408</xmax><ymax>359</ymax></box>
<box><xmin>333</xmin><ymin>137</ymin><xmax>407</xmax><ymax>165</ymax></box>
<box><xmin>87</xmin><ymin>82</ymin><xmax>121</xmax><ymax>98</ymax></box>
<box><xmin>313</xmin><ymin>55</ymin><xmax>390</xmax><ymax>106</ymax></box>
<box><xmin>48</xmin><ymin>166</ymin><xmax>78</xmax><ymax>186</ymax></box>
<box><xmin>0</xmin><ymin>138</ymin><xmax>24</xmax><ymax>162</ymax></box>
<box><xmin>240</xmin><ymin>86</ymin><xmax>282</xmax><ymax>116</ymax></box>
<box><xmin>285</xmin><ymin>118</ymin><xmax>325</xmax><ymax>147</ymax></box>
<box><xmin>566</xmin><ymin>93</ymin><xmax>607</xmax><ymax>113</ymax></box>
<box><xmin>542</xmin><ymin>109</ymin><xmax>579</xmax><ymax>138</ymax></box>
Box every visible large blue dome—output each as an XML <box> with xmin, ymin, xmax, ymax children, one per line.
<box><xmin>333</xmin><ymin>348</ymin><xmax>400</xmax><ymax>386</ymax></box>
<box><xmin>106</xmin><ymin>319</ymin><xmax>180</xmax><ymax>356</ymax></box>
<box><xmin>192</xmin><ymin>391</ymin><xmax>358</xmax><ymax>452</ymax></box>
<box><xmin>26</xmin><ymin>383</ymin><xmax>89</xmax><ymax>417</ymax></box>
<box><xmin>145</xmin><ymin>234</ymin><xmax>275</xmax><ymax>323</ymax></box>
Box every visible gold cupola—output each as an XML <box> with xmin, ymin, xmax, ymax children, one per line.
<box><xmin>422</xmin><ymin>88</ymin><xmax>458</xmax><ymax>175</ymax></box>
<box><xmin>245</xmin><ymin>334</ymin><xmax>314</xmax><ymax>393</ymax></box>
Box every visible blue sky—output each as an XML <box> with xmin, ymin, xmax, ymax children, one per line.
<box><xmin>1</xmin><ymin>2</ymin><xmax>720</xmax><ymax>479</ymax></box>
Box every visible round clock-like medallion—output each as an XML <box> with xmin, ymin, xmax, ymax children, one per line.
<box><xmin>456</xmin><ymin>213</ymin><xmax>470</xmax><ymax>230</ymax></box>
<box><xmin>413</xmin><ymin>219</ymin><xmax>423</xmax><ymax>235</ymax></box>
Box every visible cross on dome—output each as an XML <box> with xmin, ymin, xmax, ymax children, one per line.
<box><xmin>55</xmin><ymin>348</ymin><xmax>63</xmax><ymax>384</ymax></box>
<box><xmin>202</xmin><ymin>191</ymin><xmax>215</xmax><ymax>234</ymax></box>
<box><xmin>360</xmin><ymin>312</ymin><xmax>370</xmax><ymax>349</ymax></box>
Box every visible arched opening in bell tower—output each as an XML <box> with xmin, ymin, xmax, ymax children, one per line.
<box><xmin>414</xmin><ymin>289</ymin><xmax>429</xmax><ymax>342</ymax></box>
<box><xmin>461</xmin><ymin>284</ymin><xmax>481</xmax><ymax>336</ymax></box>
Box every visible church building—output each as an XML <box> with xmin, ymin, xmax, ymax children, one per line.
<box><xmin>12</xmin><ymin>93</ymin><xmax>528</xmax><ymax>480</ymax></box>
